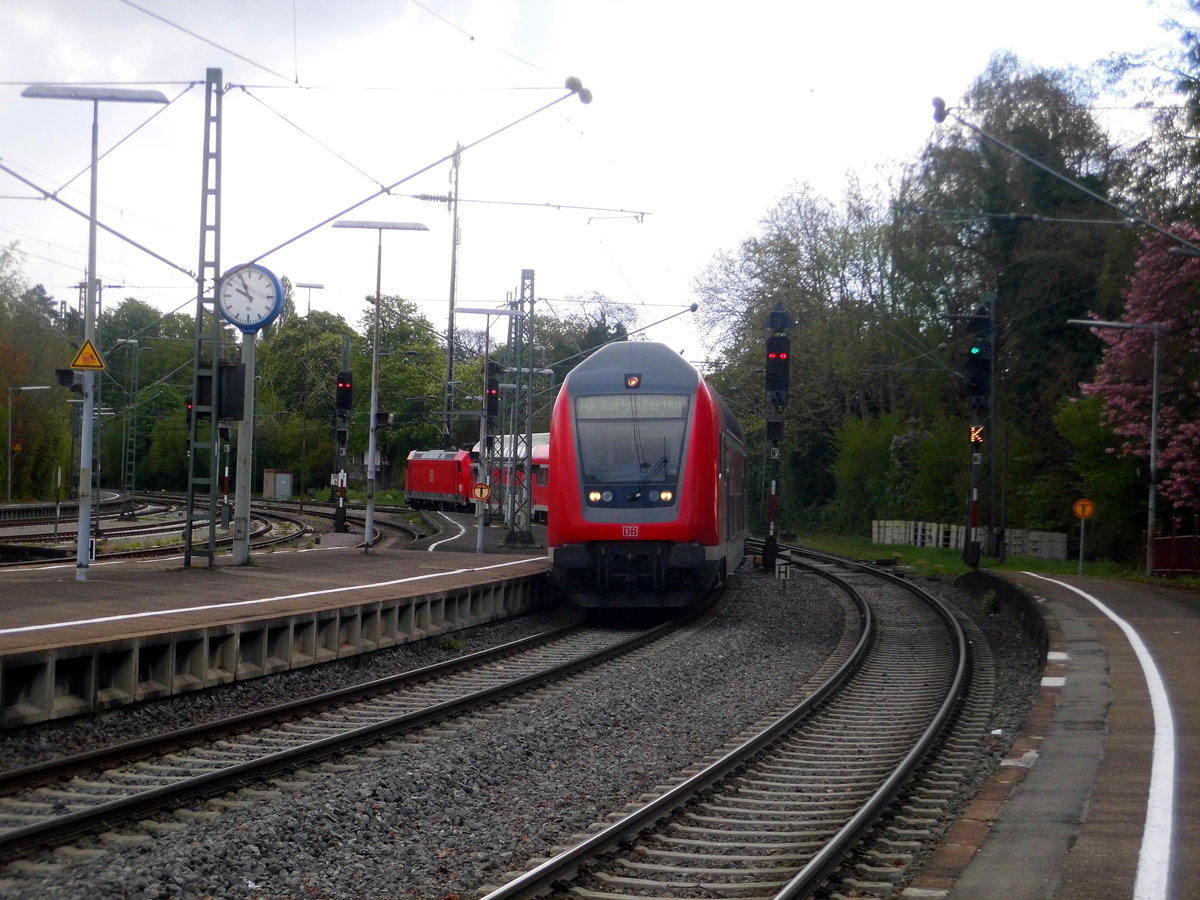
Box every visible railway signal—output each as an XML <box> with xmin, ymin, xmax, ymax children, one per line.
<box><xmin>965</xmin><ymin>304</ymin><xmax>991</xmax><ymax>411</ymax></box>
<box><xmin>486</xmin><ymin>378</ymin><xmax>500</xmax><ymax>420</ymax></box>
<box><xmin>484</xmin><ymin>358</ymin><xmax>501</xmax><ymax>421</ymax></box>
<box><xmin>336</xmin><ymin>371</ymin><xmax>353</xmax><ymax>417</ymax></box>
<box><xmin>765</xmin><ymin>335</ymin><xmax>790</xmax><ymax>407</ymax></box>
<box><xmin>55</xmin><ymin>368</ymin><xmax>83</xmax><ymax>393</ymax></box>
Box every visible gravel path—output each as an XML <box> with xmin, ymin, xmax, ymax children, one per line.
<box><xmin>0</xmin><ymin>563</ymin><xmax>1040</xmax><ymax>899</ymax></box>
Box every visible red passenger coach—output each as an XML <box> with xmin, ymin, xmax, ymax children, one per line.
<box><xmin>404</xmin><ymin>449</ymin><xmax>474</xmax><ymax>512</ymax></box>
<box><xmin>531</xmin><ymin>440</ymin><xmax>550</xmax><ymax>523</ymax></box>
<box><xmin>548</xmin><ymin>341</ymin><xmax>747</xmax><ymax>608</ymax></box>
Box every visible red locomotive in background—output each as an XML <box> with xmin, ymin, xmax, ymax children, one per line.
<box><xmin>404</xmin><ymin>436</ymin><xmax>549</xmax><ymax>521</ymax></box>
<box><xmin>403</xmin><ymin>449</ymin><xmax>474</xmax><ymax>512</ymax></box>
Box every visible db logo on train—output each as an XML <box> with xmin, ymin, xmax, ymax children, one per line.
<box><xmin>622</xmin><ymin>525</ymin><xmax>640</xmax><ymax>537</ymax></box>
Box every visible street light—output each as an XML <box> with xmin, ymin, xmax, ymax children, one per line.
<box><xmin>1067</xmin><ymin>318</ymin><xmax>1162</xmax><ymax>576</ymax></box>
<box><xmin>23</xmin><ymin>84</ymin><xmax>167</xmax><ymax>581</ymax></box>
<box><xmin>7</xmin><ymin>385</ymin><xmax>51</xmax><ymax>502</ymax></box>
<box><xmin>296</xmin><ymin>282</ymin><xmax>324</xmax><ymax>316</ymax></box>
<box><xmin>333</xmin><ymin>219</ymin><xmax>428</xmax><ymax>552</ymax></box>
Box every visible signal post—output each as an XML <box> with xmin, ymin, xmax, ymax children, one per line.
<box><xmin>334</xmin><ymin>366</ymin><xmax>352</xmax><ymax>532</ymax></box>
<box><xmin>763</xmin><ymin>303</ymin><xmax>791</xmax><ymax>570</ymax></box>
<box><xmin>963</xmin><ymin>295</ymin><xmax>993</xmax><ymax>567</ymax></box>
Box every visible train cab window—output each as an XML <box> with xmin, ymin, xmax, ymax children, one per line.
<box><xmin>574</xmin><ymin>394</ymin><xmax>689</xmax><ymax>484</ymax></box>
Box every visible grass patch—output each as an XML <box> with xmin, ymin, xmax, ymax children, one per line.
<box><xmin>344</xmin><ymin>488</ymin><xmax>407</xmax><ymax>506</ymax></box>
<box><xmin>436</xmin><ymin>635</ymin><xmax>467</xmax><ymax>653</ymax></box>
<box><xmin>790</xmin><ymin>531</ymin><xmax>1143</xmax><ymax>581</ymax></box>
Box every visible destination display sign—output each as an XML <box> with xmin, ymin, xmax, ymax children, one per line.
<box><xmin>575</xmin><ymin>394</ymin><xmax>689</xmax><ymax>419</ymax></box>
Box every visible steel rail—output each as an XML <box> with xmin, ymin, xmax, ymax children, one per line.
<box><xmin>479</xmin><ymin>549</ymin><xmax>876</xmax><ymax>900</ymax></box>
<box><xmin>774</xmin><ymin>545</ymin><xmax>971</xmax><ymax>898</ymax></box>
<box><xmin>0</xmin><ymin>625</ymin><xmax>579</xmax><ymax>795</ymax></box>
<box><xmin>481</xmin><ymin>540</ymin><xmax>969</xmax><ymax>899</ymax></box>
<box><xmin>0</xmin><ymin>605</ymin><xmax>711</xmax><ymax>862</ymax></box>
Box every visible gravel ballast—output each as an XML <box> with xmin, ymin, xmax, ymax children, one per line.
<box><xmin>0</xmin><ymin>562</ymin><xmax>1041</xmax><ymax>899</ymax></box>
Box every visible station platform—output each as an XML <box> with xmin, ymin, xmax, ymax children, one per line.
<box><xmin>911</xmin><ymin>570</ymin><xmax>1198</xmax><ymax>900</ymax></box>
<box><xmin>0</xmin><ymin>542</ymin><xmax>550</xmax><ymax>727</ymax></box>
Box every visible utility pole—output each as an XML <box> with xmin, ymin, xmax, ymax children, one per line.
<box><xmin>443</xmin><ymin>145</ymin><xmax>462</xmax><ymax>446</ymax></box>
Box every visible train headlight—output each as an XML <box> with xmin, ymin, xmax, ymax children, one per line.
<box><xmin>602</xmin><ymin>490</ymin><xmax>613</xmax><ymax>502</ymax></box>
<box><xmin>657</xmin><ymin>490</ymin><xmax>674</xmax><ymax>503</ymax></box>
<box><xmin>588</xmin><ymin>490</ymin><xmax>602</xmax><ymax>503</ymax></box>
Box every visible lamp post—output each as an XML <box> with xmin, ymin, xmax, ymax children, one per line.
<box><xmin>332</xmin><ymin>220</ymin><xmax>428</xmax><ymax>552</ymax></box>
<box><xmin>7</xmin><ymin>385</ymin><xmax>51</xmax><ymax>502</ymax></box>
<box><xmin>296</xmin><ymin>282</ymin><xmax>324</xmax><ymax>316</ymax></box>
<box><xmin>22</xmin><ymin>84</ymin><xmax>167</xmax><ymax>581</ymax></box>
<box><xmin>1067</xmin><ymin>318</ymin><xmax>1162</xmax><ymax>576</ymax></box>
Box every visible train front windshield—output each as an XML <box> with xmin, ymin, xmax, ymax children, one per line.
<box><xmin>574</xmin><ymin>394</ymin><xmax>689</xmax><ymax>505</ymax></box>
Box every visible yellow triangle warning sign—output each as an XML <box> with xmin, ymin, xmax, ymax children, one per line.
<box><xmin>71</xmin><ymin>339</ymin><xmax>106</xmax><ymax>370</ymax></box>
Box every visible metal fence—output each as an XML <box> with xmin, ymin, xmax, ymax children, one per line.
<box><xmin>871</xmin><ymin>520</ymin><xmax>1067</xmax><ymax>560</ymax></box>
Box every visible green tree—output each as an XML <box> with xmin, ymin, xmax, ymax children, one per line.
<box><xmin>1</xmin><ymin>243</ymin><xmax>74</xmax><ymax>499</ymax></box>
<box><xmin>253</xmin><ymin>309</ymin><xmax>355</xmax><ymax>494</ymax></box>
<box><xmin>139</xmin><ymin>386</ymin><xmax>190</xmax><ymax>490</ymax></box>
<box><xmin>96</xmin><ymin>299</ymin><xmax>197</xmax><ymax>491</ymax></box>
<box><xmin>900</xmin><ymin>53</ymin><xmax>1139</xmax><ymax>538</ymax></box>
<box><xmin>694</xmin><ymin>180</ymin><xmax>920</xmax><ymax>527</ymax></box>
<box><xmin>341</xmin><ymin>296</ymin><xmax>443</xmax><ymax>487</ymax></box>
<box><xmin>1081</xmin><ymin>229</ymin><xmax>1200</xmax><ymax>513</ymax></box>
<box><xmin>1055</xmin><ymin>395</ymin><xmax>1144</xmax><ymax>559</ymax></box>
<box><xmin>827</xmin><ymin>412</ymin><xmax>903</xmax><ymax>533</ymax></box>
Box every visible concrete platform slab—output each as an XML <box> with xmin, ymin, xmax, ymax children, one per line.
<box><xmin>0</xmin><ymin>545</ymin><xmax>550</xmax><ymax>726</ymax></box>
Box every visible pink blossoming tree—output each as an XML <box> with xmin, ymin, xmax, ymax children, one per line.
<box><xmin>1081</xmin><ymin>226</ymin><xmax>1200</xmax><ymax>511</ymax></box>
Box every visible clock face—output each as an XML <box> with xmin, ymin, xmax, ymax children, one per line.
<box><xmin>219</xmin><ymin>264</ymin><xmax>282</xmax><ymax>332</ymax></box>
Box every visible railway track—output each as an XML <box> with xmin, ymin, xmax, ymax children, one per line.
<box><xmin>0</xmin><ymin>493</ymin><xmax>425</xmax><ymax>560</ymax></box>
<box><xmin>0</xmin><ymin>492</ymin><xmax>410</xmax><ymax>564</ymax></box>
<box><xmin>0</xmin><ymin>511</ymin><xmax>301</xmax><ymax>564</ymax></box>
<box><xmin>479</xmin><ymin>542</ymin><xmax>973</xmax><ymax>899</ymax></box>
<box><xmin>0</xmin><ymin>604</ymin><xmax>717</xmax><ymax>866</ymax></box>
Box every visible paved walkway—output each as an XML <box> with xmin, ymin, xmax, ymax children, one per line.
<box><xmin>911</xmin><ymin>573</ymin><xmax>1198</xmax><ymax>900</ymax></box>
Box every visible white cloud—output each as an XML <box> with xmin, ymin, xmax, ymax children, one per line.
<box><xmin>0</xmin><ymin>0</ymin><xmax>1183</xmax><ymax>359</ymax></box>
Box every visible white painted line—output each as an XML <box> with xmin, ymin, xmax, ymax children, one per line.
<box><xmin>0</xmin><ymin>555</ymin><xmax>183</xmax><ymax>573</ymax></box>
<box><xmin>1046</xmin><ymin>651</ymin><xmax>1070</xmax><ymax>661</ymax></box>
<box><xmin>1024</xmin><ymin>572</ymin><xmax>1176</xmax><ymax>900</ymax></box>
<box><xmin>0</xmin><ymin>541</ymin><xmax>356</xmax><ymax>574</ymax></box>
<box><xmin>0</xmin><ymin>556</ymin><xmax>546</xmax><ymax>637</ymax></box>
<box><xmin>428</xmin><ymin>513</ymin><xmax>468</xmax><ymax>551</ymax></box>
<box><xmin>1040</xmin><ymin>676</ymin><xmax>1067</xmax><ymax>687</ymax></box>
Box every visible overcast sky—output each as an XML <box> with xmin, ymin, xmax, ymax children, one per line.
<box><xmin>0</xmin><ymin>0</ymin><xmax>1183</xmax><ymax>364</ymax></box>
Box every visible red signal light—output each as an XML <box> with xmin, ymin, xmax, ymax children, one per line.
<box><xmin>486</xmin><ymin>377</ymin><xmax>499</xmax><ymax>417</ymax></box>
